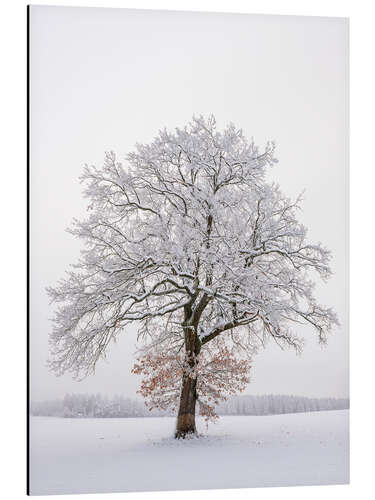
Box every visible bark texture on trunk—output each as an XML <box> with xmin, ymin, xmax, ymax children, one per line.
<box><xmin>175</xmin><ymin>373</ymin><xmax>197</xmax><ymax>438</ymax></box>
<box><xmin>175</xmin><ymin>322</ymin><xmax>201</xmax><ymax>438</ymax></box>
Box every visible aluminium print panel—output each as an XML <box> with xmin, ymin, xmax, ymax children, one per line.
<box><xmin>28</xmin><ymin>5</ymin><xmax>349</xmax><ymax>495</ymax></box>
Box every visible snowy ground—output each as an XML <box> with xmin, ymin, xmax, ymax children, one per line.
<box><xmin>29</xmin><ymin>410</ymin><xmax>349</xmax><ymax>495</ymax></box>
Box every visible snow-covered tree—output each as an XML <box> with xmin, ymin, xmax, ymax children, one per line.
<box><xmin>47</xmin><ymin>115</ymin><xmax>338</xmax><ymax>438</ymax></box>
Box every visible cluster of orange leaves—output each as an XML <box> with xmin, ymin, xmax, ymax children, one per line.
<box><xmin>132</xmin><ymin>341</ymin><xmax>251</xmax><ymax>421</ymax></box>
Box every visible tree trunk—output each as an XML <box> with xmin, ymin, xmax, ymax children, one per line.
<box><xmin>175</xmin><ymin>371</ymin><xmax>198</xmax><ymax>438</ymax></box>
<box><xmin>175</xmin><ymin>323</ymin><xmax>200</xmax><ymax>438</ymax></box>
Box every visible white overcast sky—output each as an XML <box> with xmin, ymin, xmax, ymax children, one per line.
<box><xmin>29</xmin><ymin>6</ymin><xmax>348</xmax><ymax>401</ymax></box>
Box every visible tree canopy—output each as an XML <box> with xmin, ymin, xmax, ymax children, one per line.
<box><xmin>48</xmin><ymin>115</ymin><xmax>338</xmax><ymax>426</ymax></box>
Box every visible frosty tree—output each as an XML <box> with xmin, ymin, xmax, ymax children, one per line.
<box><xmin>48</xmin><ymin>115</ymin><xmax>338</xmax><ymax>438</ymax></box>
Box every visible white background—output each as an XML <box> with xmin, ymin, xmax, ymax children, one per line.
<box><xmin>0</xmin><ymin>0</ymin><xmax>374</xmax><ymax>499</ymax></box>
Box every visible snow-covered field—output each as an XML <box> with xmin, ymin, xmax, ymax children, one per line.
<box><xmin>29</xmin><ymin>410</ymin><xmax>349</xmax><ymax>495</ymax></box>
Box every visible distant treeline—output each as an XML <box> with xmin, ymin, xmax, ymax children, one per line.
<box><xmin>30</xmin><ymin>393</ymin><xmax>349</xmax><ymax>418</ymax></box>
<box><xmin>217</xmin><ymin>394</ymin><xmax>349</xmax><ymax>416</ymax></box>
